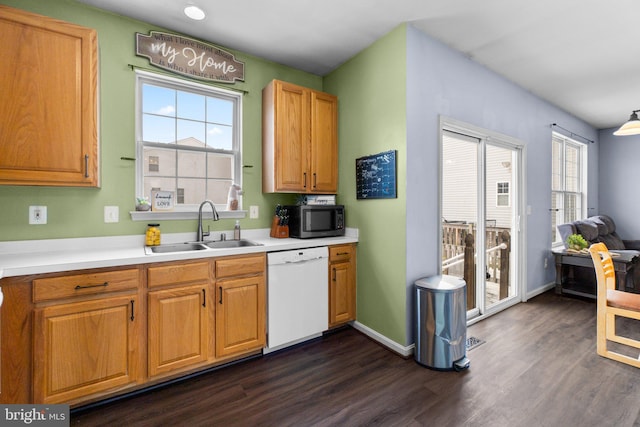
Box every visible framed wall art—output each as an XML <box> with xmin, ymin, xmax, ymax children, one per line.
<box><xmin>355</xmin><ymin>150</ymin><xmax>397</xmax><ymax>199</ymax></box>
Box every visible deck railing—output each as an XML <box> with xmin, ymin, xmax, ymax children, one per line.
<box><xmin>442</xmin><ymin>222</ymin><xmax>511</xmax><ymax>309</ymax></box>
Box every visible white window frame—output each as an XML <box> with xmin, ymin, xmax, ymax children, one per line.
<box><xmin>496</xmin><ymin>181</ymin><xmax>510</xmax><ymax>207</ymax></box>
<box><xmin>551</xmin><ymin>132</ymin><xmax>587</xmax><ymax>246</ymax></box>
<box><xmin>133</xmin><ymin>70</ymin><xmax>244</xmax><ymax>220</ymax></box>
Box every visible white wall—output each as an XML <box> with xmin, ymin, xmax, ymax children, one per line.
<box><xmin>404</xmin><ymin>25</ymin><xmax>599</xmax><ymax>343</ymax></box>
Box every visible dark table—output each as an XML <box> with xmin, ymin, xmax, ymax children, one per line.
<box><xmin>553</xmin><ymin>249</ymin><xmax>639</xmax><ymax>299</ymax></box>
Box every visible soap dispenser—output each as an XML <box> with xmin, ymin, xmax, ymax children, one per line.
<box><xmin>234</xmin><ymin>220</ymin><xmax>241</xmax><ymax>240</ymax></box>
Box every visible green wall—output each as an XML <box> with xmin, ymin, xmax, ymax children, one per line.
<box><xmin>0</xmin><ymin>0</ymin><xmax>315</xmax><ymax>241</ymax></box>
<box><xmin>1</xmin><ymin>0</ymin><xmax>411</xmax><ymax>348</ymax></box>
<box><xmin>325</xmin><ymin>26</ymin><xmax>408</xmax><ymax>345</ymax></box>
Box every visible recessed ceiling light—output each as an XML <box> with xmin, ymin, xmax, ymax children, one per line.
<box><xmin>184</xmin><ymin>5</ymin><xmax>206</xmax><ymax>21</ymax></box>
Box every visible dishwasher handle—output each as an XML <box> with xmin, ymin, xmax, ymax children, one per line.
<box><xmin>268</xmin><ymin>247</ymin><xmax>328</xmax><ymax>266</ymax></box>
<box><xmin>283</xmin><ymin>256</ymin><xmax>326</xmax><ymax>264</ymax></box>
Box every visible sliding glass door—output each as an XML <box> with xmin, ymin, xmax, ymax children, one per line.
<box><xmin>440</xmin><ymin>123</ymin><xmax>523</xmax><ymax>319</ymax></box>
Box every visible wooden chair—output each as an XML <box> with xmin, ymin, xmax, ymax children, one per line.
<box><xmin>589</xmin><ymin>242</ymin><xmax>640</xmax><ymax>367</ymax></box>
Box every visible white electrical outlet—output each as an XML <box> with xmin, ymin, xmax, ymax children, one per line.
<box><xmin>249</xmin><ymin>205</ymin><xmax>259</xmax><ymax>219</ymax></box>
<box><xmin>104</xmin><ymin>206</ymin><xmax>119</xmax><ymax>223</ymax></box>
<box><xmin>29</xmin><ymin>206</ymin><xmax>47</xmax><ymax>225</ymax></box>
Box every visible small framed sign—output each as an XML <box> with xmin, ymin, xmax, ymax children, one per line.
<box><xmin>151</xmin><ymin>190</ymin><xmax>175</xmax><ymax>211</ymax></box>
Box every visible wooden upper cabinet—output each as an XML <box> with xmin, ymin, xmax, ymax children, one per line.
<box><xmin>266</xmin><ymin>81</ymin><xmax>309</xmax><ymax>192</ymax></box>
<box><xmin>310</xmin><ymin>91</ymin><xmax>338</xmax><ymax>193</ymax></box>
<box><xmin>0</xmin><ymin>6</ymin><xmax>99</xmax><ymax>186</ymax></box>
<box><xmin>262</xmin><ymin>80</ymin><xmax>337</xmax><ymax>194</ymax></box>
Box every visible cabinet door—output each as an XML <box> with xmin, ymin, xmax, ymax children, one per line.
<box><xmin>148</xmin><ymin>285</ymin><xmax>209</xmax><ymax>377</ymax></box>
<box><xmin>0</xmin><ymin>6</ymin><xmax>98</xmax><ymax>186</ymax></box>
<box><xmin>310</xmin><ymin>91</ymin><xmax>338</xmax><ymax>193</ymax></box>
<box><xmin>216</xmin><ymin>275</ymin><xmax>266</xmax><ymax>358</ymax></box>
<box><xmin>329</xmin><ymin>245</ymin><xmax>356</xmax><ymax>327</ymax></box>
<box><xmin>33</xmin><ymin>295</ymin><xmax>140</xmax><ymax>404</ymax></box>
<box><xmin>274</xmin><ymin>81</ymin><xmax>310</xmax><ymax>192</ymax></box>
<box><xmin>329</xmin><ymin>261</ymin><xmax>356</xmax><ymax>327</ymax></box>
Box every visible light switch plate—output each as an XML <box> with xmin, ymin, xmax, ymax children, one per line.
<box><xmin>104</xmin><ymin>206</ymin><xmax>119</xmax><ymax>223</ymax></box>
<box><xmin>249</xmin><ymin>205</ymin><xmax>259</xmax><ymax>219</ymax></box>
<box><xmin>29</xmin><ymin>206</ymin><xmax>47</xmax><ymax>225</ymax></box>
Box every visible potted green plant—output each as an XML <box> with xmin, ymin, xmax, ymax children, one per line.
<box><xmin>566</xmin><ymin>233</ymin><xmax>589</xmax><ymax>252</ymax></box>
<box><xmin>135</xmin><ymin>197</ymin><xmax>151</xmax><ymax>211</ymax></box>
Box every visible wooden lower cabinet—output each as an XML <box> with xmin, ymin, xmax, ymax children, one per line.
<box><xmin>4</xmin><ymin>247</ymin><xmax>356</xmax><ymax>406</ymax></box>
<box><xmin>215</xmin><ymin>254</ymin><xmax>266</xmax><ymax>358</ymax></box>
<box><xmin>147</xmin><ymin>284</ymin><xmax>209</xmax><ymax>377</ymax></box>
<box><xmin>329</xmin><ymin>244</ymin><xmax>357</xmax><ymax>327</ymax></box>
<box><xmin>33</xmin><ymin>294</ymin><xmax>141</xmax><ymax>404</ymax></box>
<box><xmin>147</xmin><ymin>260</ymin><xmax>211</xmax><ymax>378</ymax></box>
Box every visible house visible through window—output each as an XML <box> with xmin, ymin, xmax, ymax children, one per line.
<box><xmin>496</xmin><ymin>181</ymin><xmax>510</xmax><ymax>207</ymax></box>
<box><xmin>551</xmin><ymin>133</ymin><xmax>587</xmax><ymax>245</ymax></box>
<box><xmin>135</xmin><ymin>70</ymin><xmax>242</xmax><ymax>211</ymax></box>
<box><xmin>148</xmin><ymin>156</ymin><xmax>159</xmax><ymax>172</ymax></box>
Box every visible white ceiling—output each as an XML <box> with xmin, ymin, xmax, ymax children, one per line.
<box><xmin>77</xmin><ymin>0</ymin><xmax>640</xmax><ymax>130</ymax></box>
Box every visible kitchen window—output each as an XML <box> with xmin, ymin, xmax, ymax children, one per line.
<box><xmin>135</xmin><ymin>70</ymin><xmax>242</xmax><ymax>215</ymax></box>
<box><xmin>551</xmin><ymin>132</ymin><xmax>587</xmax><ymax>245</ymax></box>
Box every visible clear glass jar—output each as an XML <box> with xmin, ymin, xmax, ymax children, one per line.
<box><xmin>145</xmin><ymin>223</ymin><xmax>161</xmax><ymax>246</ymax></box>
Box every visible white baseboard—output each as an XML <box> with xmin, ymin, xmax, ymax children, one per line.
<box><xmin>351</xmin><ymin>282</ymin><xmax>556</xmax><ymax>357</ymax></box>
<box><xmin>526</xmin><ymin>281</ymin><xmax>556</xmax><ymax>301</ymax></box>
<box><xmin>351</xmin><ymin>321</ymin><xmax>414</xmax><ymax>357</ymax></box>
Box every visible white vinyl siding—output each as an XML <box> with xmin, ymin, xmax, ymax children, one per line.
<box><xmin>442</xmin><ymin>132</ymin><xmax>513</xmax><ymax>228</ymax></box>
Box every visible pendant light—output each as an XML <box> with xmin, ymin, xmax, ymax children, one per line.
<box><xmin>613</xmin><ymin>110</ymin><xmax>640</xmax><ymax>136</ymax></box>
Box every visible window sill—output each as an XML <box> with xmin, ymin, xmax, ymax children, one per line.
<box><xmin>130</xmin><ymin>210</ymin><xmax>247</xmax><ymax>221</ymax></box>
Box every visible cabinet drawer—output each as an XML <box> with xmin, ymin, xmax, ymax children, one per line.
<box><xmin>33</xmin><ymin>269</ymin><xmax>139</xmax><ymax>302</ymax></box>
<box><xmin>147</xmin><ymin>261</ymin><xmax>211</xmax><ymax>288</ymax></box>
<box><xmin>330</xmin><ymin>245</ymin><xmax>354</xmax><ymax>263</ymax></box>
<box><xmin>215</xmin><ymin>254</ymin><xmax>265</xmax><ymax>279</ymax></box>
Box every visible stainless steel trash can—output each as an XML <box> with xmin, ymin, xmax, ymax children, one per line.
<box><xmin>414</xmin><ymin>275</ymin><xmax>470</xmax><ymax>371</ymax></box>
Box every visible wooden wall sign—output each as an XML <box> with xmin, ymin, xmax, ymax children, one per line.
<box><xmin>136</xmin><ymin>31</ymin><xmax>244</xmax><ymax>83</ymax></box>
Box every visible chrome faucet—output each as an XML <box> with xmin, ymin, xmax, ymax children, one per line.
<box><xmin>197</xmin><ymin>200</ymin><xmax>219</xmax><ymax>241</ymax></box>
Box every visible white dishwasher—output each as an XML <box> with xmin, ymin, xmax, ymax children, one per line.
<box><xmin>265</xmin><ymin>246</ymin><xmax>328</xmax><ymax>353</ymax></box>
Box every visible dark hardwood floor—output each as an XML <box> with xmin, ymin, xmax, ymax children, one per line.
<box><xmin>71</xmin><ymin>291</ymin><xmax>640</xmax><ymax>426</ymax></box>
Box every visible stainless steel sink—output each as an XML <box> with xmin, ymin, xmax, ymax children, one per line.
<box><xmin>145</xmin><ymin>239</ymin><xmax>262</xmax><ymax>254</ymax></box>
<box><xmin>204</xmin><ymin>239</ymin><xmax>263</xmax><ymax>249</ymax></box>
<box><xmin>147</xmin><ymin>242</ymin><xmax>208</xmax><ymax>253</ymax></box>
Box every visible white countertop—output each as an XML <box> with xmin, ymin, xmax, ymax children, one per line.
<box><xmin>0</xmin><ymin>228</ymin><xmax>358</xmax><ymax>279</ymax></box>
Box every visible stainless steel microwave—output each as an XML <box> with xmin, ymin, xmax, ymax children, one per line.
<box><xmin>285</xmin><ymin>205</ymin><xmax>345</xmax><ymax>239</ymax></box>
